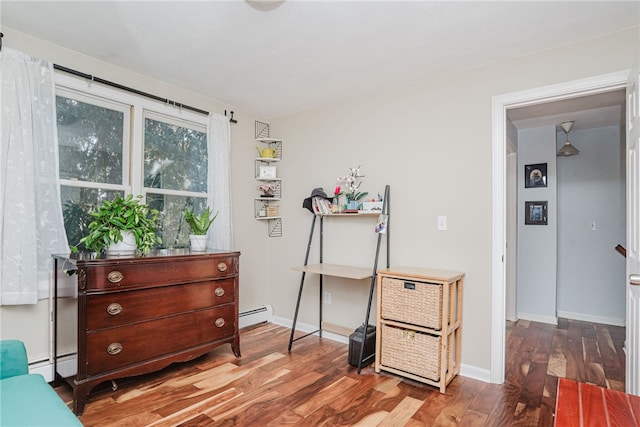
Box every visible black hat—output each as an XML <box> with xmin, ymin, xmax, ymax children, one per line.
<box><xmin>302</xmin><ymin>188</ymin><xmax>332</xmax><ymax>213</ymax></box>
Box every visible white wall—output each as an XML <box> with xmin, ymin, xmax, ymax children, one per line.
<box><xmin>516</xmin><ymin>126</ymin><xmax>558</xmax><ymax>323</ymax></box>
<box><xmin>0</xmin><ymin>25</ymin><xmax>638</xmax><ymax>377</ymax></box>
<box><xmin>556</xmin><ymin>126</ymin><xmax>626</xmax><ymax>325</ymax></box>
<box><xmin>271</xmin><ymin>28</ymin><xmax>638</xmax><ymax>376</ymax></box>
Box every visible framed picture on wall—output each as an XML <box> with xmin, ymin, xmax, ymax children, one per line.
<box><xmin>525</xmin><ymin>163</ymin><xmax>547</xmax><ymax>188</ymax></box>
<box><xmin>525</xmin><ymin>201</ymin><xmax>548</xmax><ymax>225</ymax></box>
<box><xmin>259</xmin><ymin>165</ymin><xmax>277</xmax><ymax>179</ymax></box>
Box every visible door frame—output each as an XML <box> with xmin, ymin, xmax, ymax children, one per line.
<box><xmin>490</xmin><ymin>70</ymin><xmax>630</xmax><ymax>383</ymax></box>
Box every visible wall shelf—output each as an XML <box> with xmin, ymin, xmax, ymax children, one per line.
<box><xmin>254</xmin><ymin>121</ymin><xmax>282</xmax><ymax>237</ymax></box>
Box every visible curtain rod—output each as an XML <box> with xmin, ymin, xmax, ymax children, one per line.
<box><xmin>53</xmin><ymin>64</ymin><xmax>210</xmax><ymax>116</ymax></box>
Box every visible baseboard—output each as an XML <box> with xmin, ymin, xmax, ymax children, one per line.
<box><xmin>460</xmin><ymin>364</ymin><xmax>491</xmax><ymax>383</ymax></box>
<box><xmin>29</xmin><ymin>359</ymin><xmax>54</xmax><ymax>383</ymax></box>
<box><xmin>273</xmin><ymin>315</ymin><xmax>490</xmax><ymax>383</ymax></box>
<box><xmin>556</xmin><ymin>310</ymin><xmax>625</xmax><ymax>327</ymax></box>
<box><xmin>29</xmin><ymin>354</ymin><xmax>77</xmax><ymax>383</ymax></box>
<box><xmin>517</xmin><ymin>312</ymin><xmax>558</xmax><ymax>325</ymax></box>
<box><xmin>271</xmin><ymin>315</ymin><xmax>349</xmax><ymax>345</ymax></box>
<box><xmin>239</xmin><ymin>304</ymin><xmax>273</xmax><ymax>329</ymax></box>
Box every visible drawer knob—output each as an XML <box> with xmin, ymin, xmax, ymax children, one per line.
<box><xmin>214</xmin><ymin>287</ymin><xmax>225</xmax><ymax>297</ymax></box>
<box><xmin>107</xmin><ymin>342</ymin><xmax>123</xmax><ymax>355</ymax></box>
<box><xmin>106</xmin><ymin>303</ymin><xmax>123</xmax><ymax>316</ymax></box>
<box><xmin>217</xmin><ymin>262</ymin><xmax>228</xmax><ymax>272</ymax></box>
<box><xmin>107</xmin><ymin>271</ymin><xmax>124</xmax><ymax>284</ymax></box>
<box><xmin>215</xmin><ymin>318</ymin><xmax>225</xmax><ymax>328</ymax></box>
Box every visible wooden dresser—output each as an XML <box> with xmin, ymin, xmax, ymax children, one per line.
<box><xmin>52</xmin><ymin>250</ymin><xmax>240</xmax><ymax>415</ymax></box>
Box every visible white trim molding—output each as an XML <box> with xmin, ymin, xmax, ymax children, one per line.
<box><xmin>491</xmin><ymin>70</ymin><xmax>630</xmax><ymax>384</ymax></box>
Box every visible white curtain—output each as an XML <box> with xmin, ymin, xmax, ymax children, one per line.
<box><xmin>0</xmin><ymin>48</ymin><xmax>69</xmax><ymax>305</ymax></box>
<box><xmin>207</xmin><ymin>112</ymin><xmax>232</xmax><ymax>250</ymax></box>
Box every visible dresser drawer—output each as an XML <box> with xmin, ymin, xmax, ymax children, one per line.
<box><xmin>84</xmin><ymin>256</ymin><xmax>237</xmax><ymax>291</ymax></box>
<box><xmin>85</xmin><ymin>304</ymin><xmax>236</xmax><ymax>375</ymax></box>
<box><xmin>86</xmin><ymin>279</ymin><xmax>235</xmax><ymax>331</ymax></box>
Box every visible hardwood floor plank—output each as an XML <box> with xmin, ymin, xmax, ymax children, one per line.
<box><xmin>351</xmin><ymin>411</ymin><xmax>390</xmax><ymax>426</ymax></box>
<box><xmin>520</xmin><ymin>361</ymin><xmax>548</xmax><ymax>408</ymax></box>
<box><xmin>548</xmin><ymin>329</ymin><xmax>567</xmax><ymax>378</ymax></box>
<box><xmin>378</xmin><ymin>396</ymin><xmax>423</xmax><ymax>426</ymax></box>
<box><xmin>484</xmin><ymin>382</ymin><xmax>522</xmax><ymax>427</ymax></box>
<box><xmin>468</xmin><ymin>382</ymin><xmax>503</xmax><ymax>416</ymax></box>
<box><xmin>537</xmin><ymin>395</ymin><xmax>556</xmax><ymax>427</ymax></box>
<box><xmin>264</xmin><ymin>410</ymin><xmax>304</xmax><ymax>426</ymax></box>
<box><xmin>147</xmin><ymin>388</ymin><xmax>243</xmax><ymax>427</ymax></box>
<box><xmin>458</xmin><ymin>409</ymin><xmax>489</xmax><ymax>427</ymax></box>
<box><xmin>292</xmin><ymin>376</ymin><xmax>360</xmax><ymax>417</ymax></box>
<box><xmin>511</xmin><ymin>401</ymin><xmax>540</xmax><ymax>426</ymax></box>
<box><xmin>50</xmin><ymin>319</ymin><xmax>625</xmax><ymax>427</ymax></box>
<box><xmin>582</xmin><ymin>336</ymin><xmax>601</xmax><ymax>364</ymax></box>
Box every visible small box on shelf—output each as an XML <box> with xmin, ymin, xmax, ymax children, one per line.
<box><xmin>266</xmin><ymin>206</ymin><xmax>279</xmax><ymax>217</ymax></box>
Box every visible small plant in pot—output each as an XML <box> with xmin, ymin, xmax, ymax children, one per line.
<box><xmin>184</xmin><ymin>206</ymin><xmax>218</xmax><ymax>252</ymax></box>
<box><xmin>72</xmin><ymin>194</ymin><xmax>161</xmax><ymax>256</ymax></box>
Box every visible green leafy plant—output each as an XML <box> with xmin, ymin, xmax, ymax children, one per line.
<box><xmin>72</xmin><ymin>194</ymin><xmax>161</xmax><ymax>254</ymax></box>
<box><xmin>184</xmin><ymin>206</ymin><xmax>218</xmax><ymax>235</ymax></box>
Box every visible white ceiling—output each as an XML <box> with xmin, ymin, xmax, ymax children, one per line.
<box><xmin>1</xmin><ymin>1</ymin><xmax>638</xmax><ymax>120</ymax></box>
<box><xmin>508</xmin><ymin>89</ymin><xmax>627</xmax><ymax>131</ymax></box>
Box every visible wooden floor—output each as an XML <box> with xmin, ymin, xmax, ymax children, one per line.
<box><xmin>54</xmin><ymin>318</ymin><xmax>626</xmax><ymax>426</ymax></box>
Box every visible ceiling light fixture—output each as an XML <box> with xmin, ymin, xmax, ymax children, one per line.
<box><xmin>245</xmin><ymin>0</ymin><xmax>285</xmax><ymax>12</ymax></box>
<box><xmin>557</xmin><ymin>121</ymin><xmax>580</xmax><ymax>157</ymax></box>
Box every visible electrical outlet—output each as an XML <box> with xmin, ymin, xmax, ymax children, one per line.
<box><xmin>324</xmin><ymin>291</ymin><xmax>332</xmax><ymax>304</ymax></box>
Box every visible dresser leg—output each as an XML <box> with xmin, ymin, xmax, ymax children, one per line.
<box><xmin>72</xmin><ymin>385</ymin><xmax>88</xmax><ymax>415</ymax></box>
<box><xmin>232</xmin><ymin>336</ymin><xmax>241</xmax><ymax>357</ymax></box>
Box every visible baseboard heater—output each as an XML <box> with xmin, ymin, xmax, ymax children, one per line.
<box><xmin>239</xmin><ymin>305</ymin><xmax>273</xmax><ymax>329</ymax></box>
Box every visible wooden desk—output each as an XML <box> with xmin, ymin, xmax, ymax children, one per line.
<box><xmin>555</xmin><ymin>378</ymin><xmax>640</xmax><ymax>426</ymax></box>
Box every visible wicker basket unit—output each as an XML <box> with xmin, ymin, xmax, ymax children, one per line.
<box><xmin>381</xmin><ymin>277</ymin><xmax>446</xmax><ymax>329</ymax></box>
<box><xmin>380</xmin><ymin>323</ymin><xmax>441</xmax><ymax>381</ymax></box>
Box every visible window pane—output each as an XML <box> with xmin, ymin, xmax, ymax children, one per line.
<box><xmin>146</xmin><ymin>193</ymin><xmax>207</xmax><ymax>248</ymax></box>
<box><xmin>144</xmin><ymin>118</ymin><xmax>208</xmax><ymax>193</ymax></box>
<box><xmin>56</xmin><ymin>96</ymin><xmax>124</xmax><ymax>184</ymax></box>
<box><xmin>60</xmin><ymin>186</ymin><xmax>124</xmax><ymax>250</ymax></box>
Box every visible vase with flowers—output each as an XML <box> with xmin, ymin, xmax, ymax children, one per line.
<box><xmin>257</xmin><ymin>182</ymin><xmax>278</xmax><ymax>198</ymax></box>
<box><xmin>338</xmin><ymin>165</ymin><xmax>368</xmax><ymax>210</ymax></box>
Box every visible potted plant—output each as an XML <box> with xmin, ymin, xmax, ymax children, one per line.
<box><xmin>73</xmin><ymin>194</ymin><xmax>161</xmax><ymax>255</ymax></box>
<box><xmin>184</xmin><ymin>206</ymin><xmax>218</xmax><ymax>251</ymax></box>
<box><xmin>338</xmin><ymin>165</ymin><xmax>368</xmax><ymax>210</ymax></box>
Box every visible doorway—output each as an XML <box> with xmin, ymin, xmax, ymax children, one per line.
<box><xmin>506</xmin><ymin>91</ymin><xmax>626</xmax><ymax>326</ymax></box>
<box><xmin>490</xmin><ymin>70</ymin><xmax>630</xmax><ymax>384</ymax></box>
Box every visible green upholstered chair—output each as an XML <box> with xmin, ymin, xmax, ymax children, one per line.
<box><xmin>0</xmin><ymin>340</ymin><xmax>83</xmax><ymax>426</ymax></box>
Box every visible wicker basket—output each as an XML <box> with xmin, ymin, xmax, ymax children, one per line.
<box><xmin>381</xmin><ymin>277</ymin><xmax>444</xmax><ymax>329</ymax></box>
<box><xmin>380</xmin><ymin>323</ymin><xmax>441</xmax><ymax>381</ymax></box>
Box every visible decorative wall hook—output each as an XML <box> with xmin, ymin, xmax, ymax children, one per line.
<box><xmin>225</xmin><ymin>110</ymin><xmax>238</xmax><ymax>124</ymax></box>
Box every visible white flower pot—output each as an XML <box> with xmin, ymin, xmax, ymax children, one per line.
<box><xmin>190</xmin><ymin>234</ymin><xmax>208</xmax><ymax>252</ymax></box>
<box><xmin>107</xmin><ymin>231</ymin><xmax>137</xmax><ymax>256</ymax></box>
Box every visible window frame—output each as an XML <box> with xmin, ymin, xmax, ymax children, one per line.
<box><xmin>55</xmin><ymin>72</ymin><xmax>211</xmax><ymax>248</ymax></box>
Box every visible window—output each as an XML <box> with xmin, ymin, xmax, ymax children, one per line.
<box><xmin>55</xmin><ymin>74</ymin><xmax>210</xmax><ymax>250</ymax></box>
<box><xmin>143</xmin><ymin>113</ymin><xmax>208</xmax><ymax>248</ymax></box>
